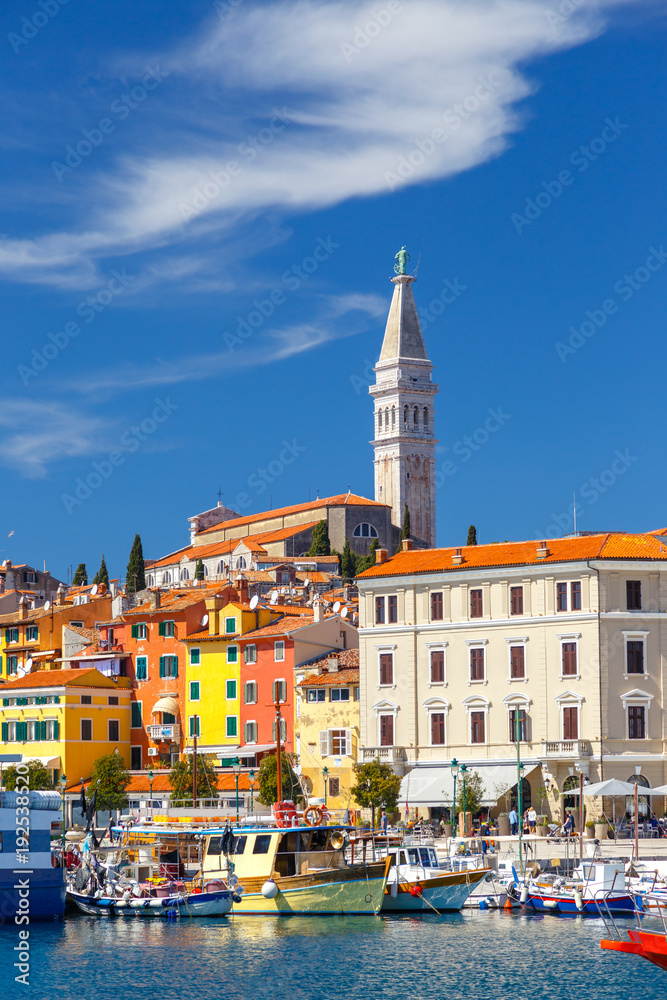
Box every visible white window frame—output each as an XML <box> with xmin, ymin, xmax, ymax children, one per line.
<box><xmin>244</xmin><ymin>720</ymin><xmax>257</xmax><ymax>744</ymax></box>
<box><xmin>503</xmin><ymin>693</ymin><xmax>531</xmax><ymax>744</ymax></box>
<box><xmin>226</xmin><ymin>679</ymin><xmax>237</xmax><ymax>701</ymax></box>
<box><xmin>274</xmin><ymin>640</ymin><xmax>285</xmax><ymax>662</ymax></box>
<box><xmin>330</xmin><ymin>687</ymin><xmax>350</xmax><ymax>702</ymax></box>
<box><xmin>505</xmin><ymin>637</ymin><xmax>528</xmax><ymax>684</ymax></box>
<box><xmin>620</xmin><ymin>688</ymin><xmax>653</xmax><ymax>740</ymax></box>
<box><xmin>557</xmin><ymin>633</ymin><xmax>581</xmax><ymax>681</ymax></box>
<box><xmin>463</xmin><ymin>695</ymin><xmax>490</xmax><ymax>746</ymax></box>
<box><xmin>225</xmin><ymin>715</ymin><xmax>238</xmax><ymax>738</ymax></box>
<box><xmin>622</xmin><ymin>631</ymin><xmax>649</xmax><ymax>680</ymax></box>
<box><xmin>244</xmin><ymin>681</ymin><xmax>257</xmax><ymax>705</ymax></box>
<box><xmin>189</xmin><ymin>681</ymin><xmax>200</xmax><ymax>702</ymax></box>
<box><xmin>423</xmin><ymin>697</ymin><xmax>450</xmax><ymax>747</ymax></box>
<box><xmin>465</xmin><ymin>639</ymin><xmax>488</xmax><ymax>686</ymax></box>
<box><xmin>372</xmin><ymin>698</ymin><xmax>399</xmax><ymax>748</ymax></box>
<box><xmin>224</xmin><ymin>616</ymin><xmax>237</xmax><ymax>635</ymax></box>
<box><xmin>226</xmin><ymin>645</ymin><xmax>238</xmax><ymax>665</ymax></box>
<box><xmin>375</xmin><ymin>644</ymin><xmax>397</xmax><ymax>690</ymax></box>
<box><xmin>272</xmin><ymin>679</ymin><xmax>287</xmax><ymax>704</ymax></box>
<box><xmin>307</xmin><ymin>689</ymin><xmax>326</xmax><ymax>703</ymax></box>
<box><xmin>189</xmin><ymin>647</ymin><xmax>201</xmax><ymax>666</ymax></box>
<box><xmin>554</xmin><ymin>689</ymin><xmax>584</xmax><ymax>741</ymax></box>
<box><xmin>243</xmin><ymin>644</ymin><xmax>257</xmax><ymax>665</ymax></box>
<box><xmin>425</xmin><ymin>642</ymin><xmax>447</xmax><ymax>688</ymax></box>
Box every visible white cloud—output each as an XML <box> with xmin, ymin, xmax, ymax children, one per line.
<box><xmin>0</xmin><ymin>401</ymin><xmax>118</xmax><ymax>478</ymax></box>
<box><xmin>0</xmin><ymin>0</ymin><xmax>643</xmax><ymax>288</ymax></box>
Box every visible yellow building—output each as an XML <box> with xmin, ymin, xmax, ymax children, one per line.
<box><xmin>0</xmin><ymin>667</ymin><xmax>131</xmax><ymax>784</ymax></box>
<box><xmin>296</xmin><ymin>649</ymin><xmax>360</xmax><ymax>813</ymax></box>
<box><xmin>183</xmin><ymin>598</ymin><xmax>276</xmax><ymax>760</ymax></box>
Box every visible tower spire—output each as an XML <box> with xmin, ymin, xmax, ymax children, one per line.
<box><xmin>370</xmin><ymin>252</ymin><xmax>438</xmax><ymax>548</ymax></box>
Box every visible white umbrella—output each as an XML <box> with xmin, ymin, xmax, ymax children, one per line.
<box><xmin>644</xmin><ymin>785</ymin><xmax>667</xmax><ymax>796</ymax></box>
<box><xmin>567</xmin><ymin>779</ymin><xmax>636</xmax><ymax>797</ymax></box>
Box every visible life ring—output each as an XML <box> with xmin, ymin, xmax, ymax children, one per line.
<box><xmin>304</xmin><ymin>805</ymin><xmax>323</xmax><ymax>827</ymax></box>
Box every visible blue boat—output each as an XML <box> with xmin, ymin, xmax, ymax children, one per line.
<box><xmin>516</xmin><ymin>861</ymin><xmax>637</xmax><ymax>915</ymax></box>
<box><xmin>0</xmin><ymin>789</ymin><xmax>66</xmax><ymax>925</ymax></box>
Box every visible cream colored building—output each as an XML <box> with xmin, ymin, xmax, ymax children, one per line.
<box><xmin>357</xmin><ymin>531</ymin><xmax>667</xmax><ymax>822</ymax></box>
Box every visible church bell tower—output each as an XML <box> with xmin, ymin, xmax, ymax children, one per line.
<box><xmin>370</xmin><ymin>254</ymin><xmax>438</xmax><ymax>547</ymax></box>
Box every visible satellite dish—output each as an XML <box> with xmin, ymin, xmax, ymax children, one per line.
<box><xmin>90</xmin><ymin>584</ymin><xmax>98</xmax><ymax>596</ymax></box>
<box><xmin>201</xmin><ymin>614</ymin><xmax>209</xmax><ymax>627</ymax></box>
<box><xmin>26</xmin><ymin>657</ymin><xmax>34</xmax><ymax>670</ymax></box>
<box><xmin>271</xmin><ymin>589</ymin><xmax>278</xmax><ymax>602</ymax></box>
<box><xmin>44</xmin><ymin>601</ymin><xmax>51</xmax><ymax>611</ymax></box>
<box><xmin>341</xmin><ymin>606</ymin><xmax>348</xmax><ymax>619</ymax></box>
<box><xmin>303</xmin><ymin>578</ymin><xmax>310</xmax><ymax>587</ymax></box>
<box><xmin>249</xmin><ymin>595</ymin><xmax>259</xmax><ymax>610</ymax></box>
<box><xmin>333</xmin><ymin>601</ymin><xmax>341</xmax><ymax>613</ymax></box>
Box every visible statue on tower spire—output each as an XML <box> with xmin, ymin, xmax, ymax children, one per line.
<box><xmin>394</xmin><ymin>246</ymin><xmax>410</xmax><ymax>275</ymax></box>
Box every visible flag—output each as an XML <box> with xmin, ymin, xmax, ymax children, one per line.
<box><xmin>79</xmin><ymin>780</ymin><xmax>87</xmax><ymax>817</ymax></box>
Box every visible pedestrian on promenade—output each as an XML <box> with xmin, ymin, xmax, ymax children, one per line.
<box><xmin>380</xmin><ymin>808</ymin><xmax>388</xmax><ymax>834</ymax></box>
<box><xmin>527</xmin><ymin>807</ymin><xmax>537</xmax><ymax>833</ymax></box>
<box><xmin>563</xmin><ymin>811</ymin><xmax>575</xmax><ymax>837</ymax></box>
<box><xmin>509</xmin><ymin>806</ymin><xmax>518</xmax><ymax>836</ymax></box>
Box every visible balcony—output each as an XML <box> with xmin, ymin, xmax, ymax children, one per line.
<box><xmin>541</xmin><ymin>739</ymin><xmax>592</xmax><ymax>759</ymax></box>
<box><xmin>147</xmin><ymin>724</ymin><xmax>181</xmax><ymax>743</ymax></box>
<box><xmin>361</xmin><ymin>746</ymin><xmax>407</xmax><ymax>774</ymax></box>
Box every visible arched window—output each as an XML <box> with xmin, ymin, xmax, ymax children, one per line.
<box><xmin>353</xmin><ymin>523</ymin><xmax>379</xmax><ymax>538</ymax></box>
<box><xmin>391</xmin><ymin>406</ymin><xmax>396</xmax><ymax>429</ymax></box>
<box><xmin>414</xmin><ymin>405</ymin><xmax>419</xmax><ymax>428</ymax></box>
<box><xmin>403</xmin><ymin>405</ymin><xmax>409</xmax><ymax>427</ymax></box>
<box><xmin>180</xmin><ymin>567</ymin><xmax>189</xmax><ymax>581</ymax></box>
<box><xmin>377</xmin><ymin>410</ymin><xmax>382</xmax><ymax>435</ymax></box>
<box><xmin>423</xmin><ymin>407</ymin><xmax>428</xmax><ymax>431</ymax></box>
<box><xmin>626</xmin><ymin>774</ymin><xmax>650</xmax><ymax>820</ymax></box>
<box><xmin>562</xmin><ymin>774</ymin><xmax>579</xmax><ymax>809</ymax></box>
<box><xmin>217</xmin><ymin>560</ymin><xmax>227</xmax><ymax>575</ymax></box>
<box><xmin>162</xmin><ymin>571</ymin><xmax>171</xmax><ymax>584</ymax></box>
<box><xmin>237</xmin><ymin>556</ymin><xmax>246</xmax><ymax>570</ymax></box>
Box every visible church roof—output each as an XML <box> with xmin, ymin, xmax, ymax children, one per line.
<box><xmin>378</xmin><ymin>275</ymin><xmax>428</xmax><ymax>362</ymax></box>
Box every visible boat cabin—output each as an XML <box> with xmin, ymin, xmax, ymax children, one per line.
<box><xmin>391</xmin><ymin>846</ymin><xmax>440</xmax><ymax>870</ymax></box>
<box><xmin>574</xmin><ymin>863</ymin><xmax>625</xmax><ymax>889</ymax></box>
<box><xmin>203</xmin><ymin>826</ymin><xmax>349</xmax><ymax>880</ymax></box>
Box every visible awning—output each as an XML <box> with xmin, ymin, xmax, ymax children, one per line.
<box><xmin>151</xmin><ymin>697</ymin><xmax>179</xmax><ymax>716</ymax></box>
<box><xmin>400</xmin><ymin>763</ymin><xmax>540</xmax><ymax>807</ymax></box>
<box><xmin>239</xmin><ymin>744</ymin><xmax>277</xmax><ymax>757</ymax></box>
<box><xmin>183</xmin><ymin>744</ymin><xmax>240</xmax><ymax>756</ymax></box>
<box><xmin>21</xmin><ymin>755</ymin><xmax>61</xmax><ymax>769</ymax></box>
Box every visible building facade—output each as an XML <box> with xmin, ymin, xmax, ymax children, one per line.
<box><xmin>357</xmin><ymin>532</ymin><xmax>667</xmax><ymax>821</ymax></box>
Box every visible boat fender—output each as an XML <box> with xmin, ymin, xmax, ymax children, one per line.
<box><xmin>232</xmin><ymin>892</ymin><xmax>243</xmax><ymax>904</ymax></box>
<box><xmin>574</xmin><ymin>890</ymin><xmax>583</xmax><ymax>911</ymax></box>
<box><xmin>520</xmin><ymin>885</ymin><xmax>529</xmax><ymax>904</ymax></box>
<box><xmin>410</xmin><ymin>884</ymin><xmax>423</xmax><ymax>897</ymax></box>
<box><xmin>479</xmin><ymin>899</ymin><xmax>489</xmax><ymax>910</ymax></box>
<box><xmin>261</xmin><ymin>880</ymin><xmax>279</xmax><ymax>899</ymax></box>
<box><xmin>544</xmin><ymin>899</ymin><xmax>559</xmax><ymax>909</ymax></box>
<box><xmin>503</xmin><ymin>895</ymin><xmax>514</xmax><ymax>911</ymax></box>
<box><xmin>390</xmin><ymin>881</ymin><xmax>398</xmax><ymax>898</ymax></box>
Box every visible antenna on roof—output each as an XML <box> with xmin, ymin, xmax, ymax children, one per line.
<box><xmin>573</xmin><ymin>491</ymin><xmax>577</xmax><ymax>535</ymax></box>
<box><xmin>341</xmin><ymin>606</ymin><xmax>348</xmax><ymax>619</ymax></box>
<box><xmin>249</xmin><ymin>594</ymin><xmax>259</xmax><ymax>610</ymax></box>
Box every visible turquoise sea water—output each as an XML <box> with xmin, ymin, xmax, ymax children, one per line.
<box><xmin>0</xmin><ymin>911</ymin><xmax>663</xmax><ymax>1000</ymax></box>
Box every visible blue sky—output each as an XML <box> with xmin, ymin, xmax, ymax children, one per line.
<box><xmin>0</xmin><ymin>0</ymin><xmax>665</xmax><ymax>584</ymax></box>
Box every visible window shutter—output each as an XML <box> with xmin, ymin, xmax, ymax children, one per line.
<box><xmin>19</xmin><ymin>721</ymin><xmax>27</xmax><ymax>742</ymax></box>
<box><xmin>40</xmin><ymin>720</ymin><xmax>47</xmax><ymax>741</ymax></box>
<box><xmin>131</xmin><ymin>624</ymin><xmax>138</xmax><ymax>639</ymax></box>
<box><xmin>159</xmin><ymin>656</ymin><xmax>165</xmax><ymax>678</ymax></box>
<box><xmin>272</xmin><ymin>681</ymin><xmax>277</xmax><ymax>703</ymax></box>
<box><xmin>344</xmin><ymin>728</ymin><xmax>352</xmax><ymax>756</ymax></box>
<box><xmin>1</xmin><ymin>722</ymin><xmax>7</xmax><ymax>742</ymax></box>
<box><xmin>319</xmin><ymin>730</ymin><xmax>330</xmax><ymax>756</ymax></box>
<box><xmin>272</xmin><ymin>720</ymin><xmax>277</xmax><ymax>742</ymax></box>
<box><xmin>172</xmin><ymin>658</ymin><xmax>178</xmax><ymax>678</ymax></box>
<box><xmin>54</xmin><ymin>696</ymin><xmax>60</xmax><ymax>704</ymax></box>
<box><xmin>53</xmin><ymin>719</ymin><xmax>59</xmax><ymax>740</ymax></box>
<box><xmin>2</xmin><ymin>698</ymin><xmax>8</xmax><ymax>707</ymax></box>
<box><xmin>158</xmin><ymin>621</ymin><xmax>165</xmax><ymax>637</ymax></box>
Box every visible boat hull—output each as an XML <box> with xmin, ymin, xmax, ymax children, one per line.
<box><xmin>0</xmin><ymin>867</ymin><xmax>66</xmax><ymax>924</ymax></box>
<box><xmin>67</xmin><ymin>888</ymin><xmax>233</xmax><ymax>918</ymax></box>
<box><xmin>382</xmin><ymin>868</ymin><xmax>489</xmax><ymax>913</ymax></box>
<box><xmin>602</xmin><ymin>930</ymin><xmax>667</xmax><ymax>970</ymax></box>
<box><xmin>526</xmin><ymin>892</ymin><xmax>636</xmax><ymax>915</ymax></box>
<box><xmin>231</xmin><ymin>862</ymin><xmax>389</xmax><ymax>915</ymax></box>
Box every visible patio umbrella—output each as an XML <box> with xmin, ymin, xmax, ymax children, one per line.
<box><xmin>644</xmin><ymin>785</ymin><xmax>667</xmax><ymax>796</ymax></box>
<box><xmin>568</xmin><ymin>778</ymin><xmax>637</xmax><ymax>829</ymax></box>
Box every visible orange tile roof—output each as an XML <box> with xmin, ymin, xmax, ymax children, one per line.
<box><xmin>299</xmin><ymin>648</ymin><xmax>359</xmax><ymax>670</ymax></box>
<box><xmin>242</xmin><ymin>615</ymin><xmax>314</xmax><ymax>639</ymax></box>
<box><xmin>123</xmin><ymin>584</ymin><xmax>226</xmax><ymax>616</ymax></box>
<box><xmin>197</xmin><ymin>493</ymin><xmax>389</xmax><ymax>536</ymax></box>
<box><xmin>64</xmin><ymin>625</ymin><xmax>99</xmax><ymax>641</ymax></box>
<box><xmin>359</xmin><ymin>532</ymin><xmax>667</xmax><ymax>579</ymax></box>
<box><xmin>0</xmin><ymin>608</ymin><xmax>50</xmax><ymax>626</ymax></box>
<box><xmin>0</xmin><ymin>668</ymin><xmax>121</xmax><ymax>690</ymax></box>
<box><xmin>67</xmin><ymin>772</ymin><xmax>254</xmax><ymax>794</ymax></box>
<box><xmin>299</xmin><ymin>667</ymin><xmax>360</xmax><ymax>687</ymax></box>
<box><xmin>265</xmin><ymin>604</ymin><xmax>313</xmax><ymax>616</ymax></box>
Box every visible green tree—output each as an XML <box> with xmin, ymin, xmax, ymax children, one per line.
<box><xmin>126</xmin><ymin>533</ymin><xmax>146</xmax><ymax>593</ymax></box>
<box><xmin>458</xmin><ymin>770</ymin><xmax>484</xmax><ymax>817</ymax></box>
<box><xmin>2</xmin><ymin>759</ymin><xmax>54</xmax><ymax>791</ymax></box>
<box><xmin>396</xmin><ymin>503</ymin><xmax>411</xmax><ymax>553</ymax></box>
<box><xmin>466</xmin><ymin>525</ymin><xmax>478</xmax><ymax>546</ymax></box>
<box><xmin>257</xmin><ymin>753</ymin><xmax>302</xmax><ymax>806</ymax></box>
<box><xmin>351</xmin><ymin>760</ymin><xmax>402</xmax><ymax>828</ymax></box>
<box><xmin>90</xmin><ymin>752</ymin><xmax>131</xmax><ymax>813</ymax></box>
<box><xmin>72</xmin><ymin>563</ymin><xmax>87</xmax><ymax>586</ymax></box>
<box><xmin>356</xmin><ymin>538</ymin><xmax>379</xmax><ymax>574</ymax></box>
<box><xmin>307</xmin><ymin>520</ymin><xmax>331</xmax><ymax>556</ymax></box>
<box><xmin>341</xmin><ymin>538</ymin><xmax>357</xmax><ymax>580</ymax></box>
<box><xmin>92</xmin><ymin>554</ymin><xmax>109</xmax><ymax>587</ymax></box>
<box><xmin>169</xmin><ymin>753</ymin><xmax>219</xmax><ymax>806</ymax></box>
<box><xmin>194</xmin><ymin>558</ymin><xmax>205</xmax><ymax>581</ymax></box>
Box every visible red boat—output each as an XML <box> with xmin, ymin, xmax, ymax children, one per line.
<box><xmin>600</xmin><ymin>893</ymin><xmax>667</xmax><ymax>971</ymax></box>
<box><xmin>601</xmin><ymin>928</ymin><xmax>667</xmax><ymax>971</ymax></box>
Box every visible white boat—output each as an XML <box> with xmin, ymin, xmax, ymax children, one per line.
<box><xmin>67</xmin><ymin>881</ymin><xmax>234</xmax><ymax>917</ymax></box>
<box><xmin>381</xmin><ymin>844</ymin><xmax>489</xmax><ymax>912</ymax></box>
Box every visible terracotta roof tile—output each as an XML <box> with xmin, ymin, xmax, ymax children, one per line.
<box><xmin>299</xmin><ymin>666</ymin><xmax>360</xmax><ymax>687</ymax></box>
<box><xmin>0</xmin><ymin>668</ymin><xmax>125</xmax><ymax>690</ymax></box>
<box><xmin>298</xmin><ymin>648</ymin><xmax>359</xmax><ymax>670</ymax></box>
<box><xmin>197</xmin><ymin>494</ymin><xmax>389</xmax><ymax>536</ymax></box>
<box><xmin>242</xmin><ymin>615</ymin><xmax>313</xmax><ymax>639</ymax></box>
<box><xmin>123</xmin><ymin>585</ymin><xmax>225</xmax><ymax>616</ymax></box>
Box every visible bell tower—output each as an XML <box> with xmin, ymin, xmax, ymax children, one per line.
<box><xmin>370</xmin><ymin>259</ymin><xmax>438</xmax><ymax>547</ymax></box>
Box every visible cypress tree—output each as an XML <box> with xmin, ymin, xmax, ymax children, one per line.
<box><xmin>126</xmin><ymin>534</ymin><xmax>146</xmax><ymax>593</ymax></box>
<box><xmin>356</xmin><ymin>538</ymin><xmax>379</xmax><ymax>574</ymax></box>
<box><xmin>466</xmin><ymin>525</ymin><xmax>478</xmax><ymax>546</ymax></box>
<box><xmin>92</xmin><ymin>554</ymin><xmax>109</xmax><ymax>587</ymax></box>
<box><xmin>194</xmin><ymin>558</ymin><xmax>205</xmax><ymax>581</ymax></box>
<box><xmin>396</xmin><ymin>503</ymin><xmax>411</xmax><ymax>553</ymax></box>
<box><xmin>307</xmin><ymin>520</ymin><xmax>331</xmax><ymax>556</ymax></box>
<box><xmin>341</xmin><ymin>539</ymin><xmax>357</xmax><ymax>580</ymax></box>
<box><xmin>72</xmin><ymin>563</ymin><xmax>87</xmax><ymax>586</ymax></box>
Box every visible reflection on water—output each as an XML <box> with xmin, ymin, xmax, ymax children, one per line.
<box><xmin>0</xmin><ymin>910</ymin><xmax>662</xmax><ymax>1000</ymax></box>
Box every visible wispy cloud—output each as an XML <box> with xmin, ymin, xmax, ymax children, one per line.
<box><xmin>0</xmin><ymin>401</ymin><xmax>119</xmax><ymax>478</ymax></box>
<box><xmin>0</xmin><ymin>0</ymin><xmax>641</xmax><ymax>290</ymax></box>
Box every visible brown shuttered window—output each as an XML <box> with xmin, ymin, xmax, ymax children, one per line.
<box><xmin>470</xmin><ymin>589</ymin><xmax>483</xmax><ymax>618</ymax></box>
<box><xmin>627</xmin><ymin>641</ymin><xmax>644</xmax><ymax>674</ymax></box>
<box><xmin>470</xmin><ymin>712</ymin><xmax>485</xmax><ymax>744</ymax></box>
<box><xmin>375</xmin><ymin>597</ymin><xmax>385</xmax><ymax>624</ymax></box>
<box><xmin>380</xmin><ymin>714</ymin><xmax>394</xmax><ymax>747</ymax></box>
<box><xmin>470</xmin><ymin>647</ymin><xmax>484</xmax><ymax>681</ymax></box>
<box><xmin>571</xmin><ymin>581</ymin><xmax>581</xmax><ymax>610</ymax></box>
<box><xmin>379</xmin><ymin>653</ymin><xmax>393</xmax><ymax>686</ymax></box>
<box><xmin>563</xmin><ymin>706</ymin><xmax>578</xmax><ymax>740</ymax></box>
<box><xmin>626</xmin><ymin>580</ymin><xmax>641</xmax><ymax>611</ymax></box>
<box><xmin>430</xmin><ymin>650</ymin><xmax>444</xmax><ymax>684</ymax></box>
<box><xmin>431</xmin><ymin>713</ymin><xmax>445</xmax><ymax>745</ymax></box>
<box><xmin>510</xmin><ymin>645</ymin><xmax>525</xmax><ymax>679</ymax></box>
<box><xmin>562</xmin><ymin>642</ymin><xmax>577</xmax><ymax>676</ymax></box>
<box><xmin>628</xmin><ymin>706</ymin><xmax>645</xmax><ymax>739</ymax></box>
<box><xmin>431</xmin><ymin>592</ymin><xmax>443</xmax><ymax>621</ymax></box>
<box><xmin>556</xmin><ymin>582</ymin><xmax>567</xmax><ymax>611</ymax></box>
<box><xmin>510</xmin><ymin>586</ymin><xmax>523</xmax><ymax>615</ymax></box>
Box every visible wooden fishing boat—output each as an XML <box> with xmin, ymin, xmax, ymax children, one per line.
<box><xmin>381</xmin><ymin>844</ymin><xmax>489</xmax><ymax>912</ymax></box>
<box><xmin>67</xmin><ymin>882</ymin><xmax>234</xmax><ymax>918</ymax></box>
<box><xmin>517</xmin><ymin>862</ymin><xmax>636</xmax><ymax>915</ymax></box>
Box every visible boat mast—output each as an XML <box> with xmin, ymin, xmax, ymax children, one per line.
<box><xmin>275</xmin><ymin>697</ymin><xmax>283</xmax><ymax>803</ymax></box>
<box><xmin>193</xmin><ymin>716</ymin><xmax>198</xmax><ymax>810</ymax></box>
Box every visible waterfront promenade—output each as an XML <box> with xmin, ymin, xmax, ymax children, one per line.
<box><xmin>436</xmin><ymin>833</ymin><xmax>667</xmax><ymax>866</ymax></box>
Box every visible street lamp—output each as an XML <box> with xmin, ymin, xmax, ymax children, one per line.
<box><xmin>460</xmin><ymin>763</ymin><xmax>468</xmax><ymax>837</ymax></box>
<box><xmin>148</xmin><ymin>769</ymin><xmax>154</xmax><ymax>803</ymax></box>
<box><xmin>232</xmin><ymin>757</ymin><xmax>241</xmax><ymax>827</ymax></box>
<box><xmin>60</xmin><ymin>773</ymin><xmax>67</xmax><ymax>862</ymax></box>
<box><xmin>248</xmin><ymin>768</ymin><xmax>255</xmax><ymax>817</ymax></box>
<box><xmin>450</xmin><ymin>759</ymin><xmax>459</xmax><ymax>832</ymax></box>
<box><xmin>323</xmin><ymin>766</ymin><xmax>329</xmax><ymax>806</ymax></box>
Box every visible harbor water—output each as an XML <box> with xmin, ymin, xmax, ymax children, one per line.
<box><xmin>0</xmin><ymin>910</ymin><xmax>663</xmax><ymax>1000</ymax></box>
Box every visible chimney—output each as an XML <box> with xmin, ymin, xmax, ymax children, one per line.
<box><xmin>327</xmin><ymin>655</ymin><xmax>339</xmax><ymax>673</ymax></box>
<box><xmin>452</xmin><ymin>547</ymin><xmax>464</xmax><ymax>565</ymax></box>
<box><xmin>401</xmin><ymin>539</ymin><xmax>413</xmax><ymax>552</ymax></box>
<box><xmin>97</xmin><ymin>582</ymin><xmax>107</xmax><ymax>595</ymax></box>
<box><xmin>236</xmin><ymin>573</ymin><xmax>248</xmax><ymax>604</ymax></box>
<box><xmin>376</xmin><ymin>549</ymin><xmax>388</xmax><ymax>565</ymax></box>
<box><xmin>313</xmin><ymin>596</ymin><xmax>322</xmax><ymax>623</ymax></box>
<box><xmin>18</xmin><ymin>595</ymin><xmax>28</xmax><ymax>620</ymax></box>
<box><xmin>536</xmin><ymin>541</ymin><xmax>550</xmax><ymax>559</ymax></box>
<box><xmin>149</xmin><ymin>589</ymin><xmax>161</xmax><ymax>610</ymax></box>
<box><xmin>205</xmin><ymin>595</ymin><xmax>224</xmax><ymax>636</ymax></box>
<box><xmin>56</xmin><ymin>584</ymin><xmax>67</xmax><ymax>606</ymax></box>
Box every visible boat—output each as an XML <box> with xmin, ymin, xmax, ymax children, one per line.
<box><xmin>200</xmin><ymin>821</ymin><xmax>391</xmax><ymax>915</ymax></box>
<box><xmin>381</xmin><ymin>843</ymin><xmax>490</xmax><ymax>912</ymax></box>
<box><xmin>515</xmin><ymin>861</ymin><xmax>637</xmax><ymax>915</ymax></box>
<box><xmin>600</xmin><ymin>893</ymin><xmax>667</xmax><ymax>970</ymax></box>
<box><xmin>0</xmin><ymin>788</ymin><xmax>66</xmax><ymax>921</ymax></box>
<box><xmin>67</xmin><ymin>881</ymin><xmax>234</xmax><ymax>918</ymax></box>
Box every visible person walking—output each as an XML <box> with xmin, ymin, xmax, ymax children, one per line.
<box><xmin>563</xmin><ymin>811</ymin><xmax>575</xmax><ymax>837</ymax></box>
<box><xmin>527</xmin><ymin>807</ymin><xmax>537</xmax><ymax>833</ymax></box>
<box><xmin>509</xmin><ymin>806</ymin><xmax>518</xmax><ymax>836</ymax></box>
